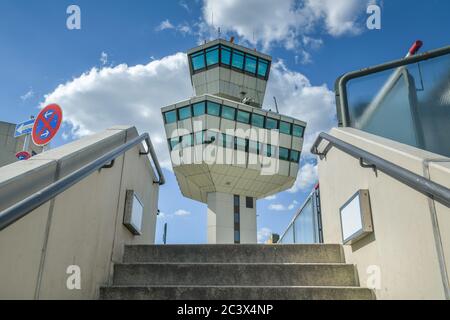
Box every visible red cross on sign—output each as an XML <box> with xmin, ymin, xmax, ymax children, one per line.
<box><xmin>32</xmin><ymin>104</ymin><xmax>63</xmax><ymax>147</ymax></box>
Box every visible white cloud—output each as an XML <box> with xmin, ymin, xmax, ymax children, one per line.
<box><xmin>288</xmin><ymin>162</ymin><xmax>318</xmax><ymax>193</ymax></box>
<box><xmin>21</xmin><ymin>88</ymin><xmax>34</xmax><ymax>101</ymax></box>
<box><xmin>179</xmin><ymin>1</ymin><xmax>191</xmax><ymax>12</ymax></box>
<box><xmin>202</xmin><ymin>0</ymin><xmax>370</xmax><ymax>50</ymax></box>
<box><xmin>268</xmin><ymin>199</ymin><xmax>299</xmax><ymax>212</ymax></box>
<box><xmin>40</xmin><ymin>52</ymin><xmax>192</xmax><ymax>170</ymax></box>
<box><xmin>174</xmin><ymin>209</ymin><xmax>191</xmax><ymax>216</ymax></box>
<box><xmin>264</xmin><ymin>195</ymin><xmax>277</xmax><ymax>201</ymax></box>
<box><xmin>156</xmin><ymin>19</ymin><xmax>175</xmax><ymax>31</ymax></box>
<box><xmin>100</xmin><ymin>52</ymin><xmax>108</xmax><ymax>66</ymax></box>
<box><xmin>257</xmin><ymin>227</ymin><xmax>272</xmax><ymax>243</ymax></box>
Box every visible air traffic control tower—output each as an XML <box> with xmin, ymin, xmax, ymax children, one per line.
<box><xmin>161</xmin><ymin>39</ymin><xmax>307</xmax><ymax>244</ymax></box>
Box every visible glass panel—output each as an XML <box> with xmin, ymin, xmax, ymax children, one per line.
<box><xmin>207</xmin><ymin>101</ymin><xmax>221</xmax><ymax>116</ymax></box>
<box><xmin>345</xmin><ymin>53</ymin><xmax>450</xmax><ymax>157</ymax></box>
<box><xmin>164</xmin><ymin>110</ymin><xmax>177</xmax><ymax>124</ymax></box>
<box><xmin>245</xmin><ymin>55</ymin><xmax>257</xmax><ymax>74</ymax></box>
<box><xmin>234</xmin><ymin>195</ymin><xmax>240</xmax><ymax>206</ymax></box>
<box><xmin>265</xmin><ymin>117</ymin><xmax>278</xmax><ymax>130</ymax></box>
<box><xmin>251</xmin><ymin>113</ymin><xmax>264</xmax><ymax>128</ymax></box>
<box><xmin>195</xmin><ymin>131</ymin><xmax>204</xmax><ymax>145</ymax></box>
<box><xmin>221</xmin><ymin>105</ymin><xmax>236</xmax><ymax>121</ymax></box>
<box><xmin>219</xmin><ymin>134</ymin><xmax>234</xmax><ymax>149</ymax></box>
<box><xmin>294</xmin><ymin>198</ymin><xmax>317</xmax><ymax>244</ymax></box>
<box><xmin>181</xmin><ymin>134</ymin><xmax>193</xmax><ymax>148</ymax></box>
<box><xmin>279</xmin><ymin>121</ymin><xmax>291</xmax><ymax>135</ymax></box>
<box><xmin>246</xmin><ymin>197</ymin><xmax>254</xmax><ymax>208</ymax></box>
<box><xmin>206</xmin><ymin>45</ymin><xmax>219</xmax><ymax>66</ymax></box>
<box><xmin>234</xmin><ymin>230</ymin><xmax>240</xmax><ymax>243</ymax></box>
<box><xmin>290</xmin><ymin>150</ymin><xmax>300</xmax><ymax>163</ymax></box>
<box><xmin>178</xmin><ymin>106</ymin><xmax>192</xmax><ymax>120</ymax></box>
<box><xmin>248</xmin><ymin>140</ymin><xmax>259</xmax><ymax>154</ymax></box>
<box><xmin>234</xmin><ymin>213</ymin><xmax>240</xmax><ymax>224</ymax></box>
<box><xmin>258</xmin><ymin>59</ymin><xmax>269</xmax><ymax>77</ymax></box>
<box><xmin>169</xmin><ymin>137</ymin><xmax>180</xmax><ymax>151</ymax></box>
<box><xmin>235</xmin><ymin>137</ymin><xmax>247</xmax><ymax>151</ymax></box>
<box><xmin>232</xmin><ymin>50</ymin><xmax>244</xmax><ymax>69</ymax></box>
<box><xmin>191</xmin><ymin>52</ymin><xmax>205</xmax><ymax>71</ymax></box>
<box><xmin>263</xmin><ymin>144</ymin><xmax>275</xmax><ymax>157</ymax></box>
<box><xmin>236</xmin><ymin>110</ymin><xmax>250</xmax><ymax>124</ymax></box>
<box><xmin>205</xmin><ymin>130</ymin><xmax>218</xmax><ymax>143</ymax></box>
<box><xmin>279</xmin><ymin>147</ymin><xmax>289</xmax><ymax>161</ymax></box>
<box><xmin>292</xmin><ymin>125</ymin><xmax>305</xmax><ymax>138</ymax></box>
<box><xmin>193</xmin><ymin>102</ymin><xmax>206</xmax><ymax>117</ymax></box>
<box><xmin>221</xmin><ymin>47</ymin><xmax>231</xmax><ymax>65</ymax></box>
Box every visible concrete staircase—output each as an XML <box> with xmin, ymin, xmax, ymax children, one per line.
<box><xmin>100</xmin><ymin>244</ymin><xmax>375</xmax><ymax>300</ymax></box>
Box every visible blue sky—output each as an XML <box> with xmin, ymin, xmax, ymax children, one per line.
<box><xmin>1</xmin><ymin>0</ymin><xmax>449</xmax><ymax>244</ymax></box>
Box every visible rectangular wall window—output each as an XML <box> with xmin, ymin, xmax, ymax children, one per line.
<box><xmin>279</xmin><ymin>147</ymin><xmax>290</xmax><ymax>161</ymax></box>
<box><xmin>234</xmin><ymin>195</ymin><xmax>240</xmax><ymax>244</ymax></box>
<box><xmin>193</xmin><ymin>102</ymin><xmax>206</xmax><ymax>117</ymax></box>
<box><xmin>245</xmin><ymin>55</ymin><xmax>257</xmax><ymax>74</ymax></box>
<box><xmin>206</xmin><ymin>45</ymin><xmax>219</xmax><ymax>66</ymax></box>
<box><xmin>246</xmin><ymin>197</ymin><xmax>254</xmax><ymax>209</ymax></box>
<box><xmin>195</xmin><ymin>131</ymin><xmax>204</xmax><ymax>145</ymax></box>
<box><xmin>164</xmin><ymin>110</ymin><xmax>177</xmax><ymax>124</ymax></box>
<box><xmin>221</xmin><ymin>47</ymin><xmax>231</xmax><ymax>65</ymax></box>
<box><xmin>169</xmin><ymin>137</ymin><xmax>180</xmax><ymax>151</ymax></box>
<box><xmin>279</xmin><ymin>121</ymin><xmax>292</xmax><ymax>135</ymax></box>
<box><xmin>178</xmin><ymin>106</ymin><xmax>192</xmax><ymax>121</ymax></box>
<box><xmin>207</xmin><ymin>101</ymin><xmax>221</xmax><ymax>116</ymax></box>
<box><xmin>235</xmin><ymin>137</ymin><xmax>247</xmax><ymax>151</ymax></box>
<box><xmin>257</xmin><ymin>59</ymin><xmax>269</xmax><ymax>78</ymax></box>
<box><xmin>248</xmin><ymin>141</ymin><xmax>259</xmax><ymax>154</ymax></box>
<box><xmin>191</xmin><ymin>52</ymin><xmax>205</xmax><ymax>71</ymax></box>
<box><xmin>293</xmin><ymin>125</ymin><xmax>305</xmax><ymax>138</ymax></box>
<box><xmin>181</xmin><ymin>134</ymin><xmax>193</xmax><ymax>148</ymax></box>
<box><xmin>221</xmin><ymin>105</ymin><xmax>236</xmax><ymax>121</ymax></box>
<box><xmin>265</xmin><ymin>117</ymin><xmax>279</xmax><ymax>130</ymax></box>
<box><xmin>290</xmin><ymin>150</ymin><xmax>300</xmax><ymax>163</ymax></box>
<box><xmin>236</xmin><ymin>110</ymin><xmax>251</xmax><ymax>124</ymax></box>
<box><xmin>232</xmin><ymin>50</ymin><xmax>245</xmax><ymax>70</ymax></box>
<box><xmin>251</xmin><ymin>113</ymin><xmax>265</xmax><ymax>128</ymax></box>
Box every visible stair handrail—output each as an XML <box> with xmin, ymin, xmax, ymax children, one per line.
<box><xmin>311</xmin><ymin>132</ymin><xmax>450</xmax><ymax>208</ymax></box>
<box><xmin>0</xmin><ymin>132</ymin><xmax>165</xmax><ymax>231</ymax></box>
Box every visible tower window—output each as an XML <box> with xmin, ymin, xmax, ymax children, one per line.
<box><xmin>246</xmin><ymin>197</ymin><xmax>254</xmax><ymax>209</ymax></box>
<box><xmin>164</xmin><ymin>110</ymin><xmax>177</xmax><ymax>124</ymax></box>
<box><xmin>265</xmin><ymin>117</ymin><xmax>279</xmax><ymax>130</ymax></box>
<box><xmin>191</xmin><ymin>52</ymin><xmax>206</xmax><ymax>71</ymax></box>
<box><xmin>221</xmin><ymin>47</ymin><xmax>231</xmax><ymax>65</ymax></box>
<box><xmin>178</xmin><ymin>106</ymin><xmax>192</xmax><ymax>120</ymax></box>
<box><xmin>193</xmin><ymin>102</ymin><xmax>206</xmax><ymax>117</ymax></box>
<box><xmin>279</xmin><ymin>147</ymin><xmax>290</xmax><ymax>161</ymax></box>
<box><xmin>206</xmin><ymin>45</ymin><xmax>219</xmax><ymax>66</ymax></box>
<box><xmin>257</xmin><ymin>59</ymin><xmax>269</xmax><ymax>78</ymax></box>
<box><xmin>293</xmin><ymin>125</ymin><xmax>305</xmax><ymax>138</ymax></box>
<box><xmin>237</xmin><ymin>110</ymin><xmax>251</xmax><ymax>124</ymax></box>
<box><xmin>207</xmin><ymin>101</ymin><xmax>221</xmax><ymax>116</ymax></box>
<box><xmin>232</xmin><ymin>50</ymin><xmax>244</xmax><ymax>70</ymax></box>
<box><xmin>221</xmin><ymin>106</ymin><xmax>236</xmax><ymax>121</ymax></box>
<box><xmin>245</xmin><ymin>55</ymin><xmax>257</xmax><ymax>74</ymax></box>
<box><xmin>279</xmin><ymin>121</ymin><xmax>292</xmax><ymax>135</ymax></box>
<box><xmin>251</xmin><ymin>113</ymin><xmax>265</xmax><ymax>128</ymax></box>
<box><xmin>290</xmin><ymin>150</ymin><xmax>300</xmax><ymax>163</ymax></box>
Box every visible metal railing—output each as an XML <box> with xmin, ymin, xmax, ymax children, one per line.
<box><xmin>335</xmin><ymin>45</ymin><xmax>450</xmax><ymax>127</ymax></box>
<box><xmin>0</xmin><ymin>133</ymin><xmax>165</xmax><ymax>231</ymax></box>
<box><xmin>311</xmin><ymin>132</ymin><xmax>450</xmax><ymax>208</ymax></box>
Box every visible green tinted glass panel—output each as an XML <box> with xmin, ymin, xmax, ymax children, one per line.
<box><xmin>258</xmin><ymin>60</ymin><xmax>269</xmax><ymax>77</ymax></box>
<box><xmin>178</xmin><ymin>106</ymin><xmax>192</xmax><ymax>120</ymax></box>
<box><xmin>249</xmin><ymin>141</ymin><xmax>259</xmax><ymax>154</ymax></box>
<box><xmin>206</xmin><ymin>46</ymin><xmax>219</xmax><ymax>66</ymax></box>
<box><xmin>290</xmin><ymin>150</ymin><xmax>300</xmax><ymax>163</ymax></box>
<box><xmin>164</xmin><ymin>110</ymin><xmax>177</xmax><ymax>124</ymax></box>
<box><xmin>169</xmin><ymin>137</ymin><xmax>180</xmax><ymax>151</ymax></box>
<box><xmin>251</xmin><ymin>114</ymin><xmax>264</xmax><ymax>128</ymax></box>
<box><xmin>195</xmin><ymin>131</ymin><xmax>204</xmax><ymax>145</ymax></box>
<box><xmin>279</xmin><ymin>121</ymin><xmax>291</xmax><ymax>135</ymax></box>
<box><xmin>265</xmin><ymin>117</ymin><xmax>278</xmax><ymax>130</ymax></box>
<box><xmin>222</xmin><ymin>106</ymin><xmax>236</xmax><ymax>120</ymax></box>
<box><xmin>221</xmin><ymin>47</ymin><xmax>231</xmax><ymax>65</ymax></box>
<box><xmin>192</xmin><ymin>52</ymin><xmax>205</xmax><ymax>71</ymax></box>
<box><xmin>264</xmin><ymin>144</ymin><xmax>275</xmax><ymax>157</ymax></box>
<box><xmin>279</xmin><ymin>147</ymin><xmax>290</xmax><ymax>161</ymax></box>
<box><xmin>232</xmin><ymin>50</ymin><xmax>244</xmax><ymax>69</ymax></box>
<box><xmin>293</xmin><ymin>125</ymin><xmax>305</xmax><ymax>138</ymax></box>
<box><xmin>235</xmin><ymin>137</ymin><xmax>247</xmax><ymax>151</ymax></box>
<box><xmin>245</xmin><ymin>55</ymin><xmax>257</xmax><ymax>74</ymax></box>
<box><xmin>193</xmin><ymin>102</ymin><xmax>206</xmax><ymax>116</ymax></box>
<box><xmin>236</xmin><ymin>110</ymin><xmax>250</xmax><ymax>124</ymax></box>
<box><xmin>207</xmin><ymin>101</ymin><xmax>221</xmax><ymax>116</ymax></box>
<box><xmin>181</xmin><ymin>134</ymin><xmax>193</xmax><ymax>148</ymax></box>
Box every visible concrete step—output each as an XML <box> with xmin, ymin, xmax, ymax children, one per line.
<box><xmin>123</xmin><ymin>244</ymin><xmax>344</xmax><ymax>264</ymax></box>
<box><xmin>112</xmin><ymin>263</ymin><xmax>359</xmax><ymax>287</ymax></box>
<box><xmin>100</xmin><ymin>285</ymin><xmax>375</xmax><ymax>300</ymax></box>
